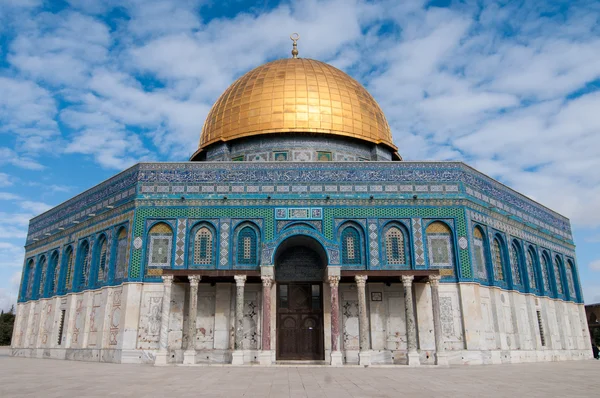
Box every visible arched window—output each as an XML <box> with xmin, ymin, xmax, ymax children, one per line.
<box><xmin>64</xmin><ymin>246</ymin><xmax>74</xmax><ymax>290</ymax></box>
<box><xmin>147</xmin><ymin>223</ymin><xmax>174</xmax><ymax>271</ymax></box>
<box><xmin>491</xmin><ymin>238</ymin><xmax>505</xmax><ymax>281</ymax></box>
<box><xmin>96</xmin><ymin>235</ymin><xmax>108</xmax><ymax>284</ymax></box>
<box><xmin>553</xmin><ymin>256</ymin><xmax>564</xmax><ymax>295</ymax></box>
<box><xmin>540</xmin><ymin>252</ymin><xmax>551</xmax><ymax>293</ymax></box>
<box><xmin>38</xmin><ymin>256</ymin><xmax>47</xmax><ymax>298</ymax></box>
<box><xmin>48</xmin><ymin>251</ymin><xmax>60</xmax><ymax>296</ymax></box>
<box><xmin>509</xmin><ymin>242</ymin><xmax>522</xmax><ymax>286</ymax></box>
<box><xmin>426</xmin><ymin>221</ymin><xmax>454</xmax><ymax>268</ymax></box>
<box><xmin>115</xmin><ymin>228</ymin><xmax>128</xmax><ymax>280</ymax></box>
<box><xmin>25</xmin><ymin>259</ymin><xmax>35</xmax><ymax>300</ymax></box>
<box><xmin>237</xmin><ymin>226</ymin><xmax>258</xmax><ymax>266</ymax></box>
<box><xmin>384</xmin><ymin>226</ymin><xmax>406</xmax><ymax>265</ymax></box>
<box><xmin>472</xmin><ymin>226</ymin><xmax>488</xmax><ymax>279</ymax></box>
<box><xmin>77</xmin><ymin>241</ymin><xmax>91</xmax><ymax>290</ymax></box>
<box><xmin>566</xmin><ymin>260</ymin><xmax>576</xmax><ymax>298</ymax></box>
<box><xmin>193</xmin><ymin>226</ymin><xmax>214</xmax><ymax>265</ymax></box>
<box><xmin>525</xmin><ymin>247</ymin><xmax>537</xmax><ymax>290</ymax></box>
<box><xmin>341</xmin><ymin>226</ymin><xmax>362</xmax><ymax>265</ymax></box>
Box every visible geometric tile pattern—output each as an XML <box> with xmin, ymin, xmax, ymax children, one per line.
<box><xmin>175</xmin><ymin>219</ymin><xmax>186</xmax><ymax>267</ymax></box>
<box><xmin>368</xmin><ymin>220</ymin><xmax>379</xmax><ymax>267</ymax></box>
<box><xmin>219</xmin><ymin>219</ymin><xmax>230</xmax><ymax>268</ymax></box>
<box><xmin>412</xmin><ymin>218</ymin><xmax>425</xmax><ymax>266</ymax></box>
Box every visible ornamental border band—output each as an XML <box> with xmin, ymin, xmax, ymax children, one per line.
<box><xmin>11</xmin><ymin>39</ymin><xmax>593</xmax><ymax>366</ymax></box>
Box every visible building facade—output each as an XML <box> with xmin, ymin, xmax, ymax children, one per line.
<box><xmin>11</xmin><ymin>51</ymin><xmax>592</xmax><ymax>366</ymax></box>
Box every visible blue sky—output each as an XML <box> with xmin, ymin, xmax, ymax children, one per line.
<box><xmin>0</xmin><ymin>0</ymin><xmax>599</xmax><ymax>311</ymax></box>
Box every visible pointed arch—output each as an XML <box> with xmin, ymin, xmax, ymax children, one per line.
<box><xmin>472</xmin><ymin>225</ymin><xmax>489</xmax><ymax>280</ymax></box>
<box><xmin>382</xmin><ymin>222</ymin><xmax>410</xmax><ymax>266</ymax></box>
<box><xmin>189</xmin><ymin>222</ymin><xmax>216</xmax><ymax>267</ymax></box>
<box><xmin>95</xmin><ymin>234</ymin><xmax>109</xmax><ymax>286</ymax></box>
<box><xmin>146</xmin><ymin>222</ymin><xmax>174</xmax><ymax>274</ymax></box>
<box><xmin>491</xmin><ymin>235</ymin><xmax>506</xmax><ymax>282</ymax></box>
<box><xmin>509</xmin><ymin>240</ymin><xmax>523</xmax><ymax>287</ymax></box>
<box><xmin>540</xmin><ymin>250</ymin><xmax>552</xmax><ymax>294</ymax></box>
<box><xmin>338</xmin><ymin>222</ymin><xmax>365</xmax><ymax>266</ymax></box>
<box><xmin>37</xmin><ymin>255</ymin><xmax>48</xmax><ymax>298</ymax></box>
<box><xmin>63</xmin><ymin>246</ymin><xmax>75</xmax><ymax>291</ymax></box>
<box><xmin>24</xmin><ymin>259</ymin><xmax>35</xmax><ymax>300</ymax></box>
<box><xmin>76</xmin><ymin>240</ymin><xmax>91</xmax><ymax>290</ymax></box>
<box><xmin>566</xmin><ymin>259</ymin><xmax>577</xmax><ymax>300</ymax></box>
<box><xmin>114</xmin><ymin>226</ymin><xmax>129</xmax><ymax>280</ymax></box>
<box><xmin>235</xmin><ymin>223</ymin><xmax>259</xmax><ymax>267</ymax></box>
<box><xmin>525</xmin><ymin>245</ymin><xmax>538</xmax><ymax>291</ymax></box>
<box><xmin>553</xmin><ymin>255</ymin><xmax>564</xmax><ymax>295</ymax></box>
<box><xmin>47</xmin><ymin>251</ymin><xmax>60</xmax><ymax>296</ymax></box>
<box><xmin>426</xmin><ymin>221</ymin><xmax>455</xmax><ymax>269</ymax></box>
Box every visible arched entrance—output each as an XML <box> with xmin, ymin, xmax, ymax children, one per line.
<box><xmin>275</xmin><ymin>235</ymin><xmax>326</xmax><ymax>360</ymax></box>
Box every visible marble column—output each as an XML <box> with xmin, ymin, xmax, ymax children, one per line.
<box><xmin>329</xmin><ymin>275</ymin><xmax>343</xmax><ymax>366</ymax></box>
<box><xmin>154</xmin><ymin>275</ymin><xmax>173</xmax><ymax>366</ymax></box>
<box><xmin>232</xmin><ymin>274</ymin><xmax>246</xmax><ymax>365</ymax></box>
<box><xmin>355</xmin><ymin>275</ymin><xmax>371</xmax><ymax>366</ymax></box>
<box><xmin>259</xmin><ymin>275</ymin><xmax>273</xmax><ymax>365</ymax></box>
<box><xmin>429</xmin><ymin>275</ymin><xmax>449</xmax><ymax>366</ymax></box>
<box><xmin>402</xmin><ymin>275</ymin><xmax>420</xmax><ymax>366</ymax></box>
<box><xmin>183</xmin><ymin>275</ymin><xmax>201</xmax><ymax>365</ymax></box>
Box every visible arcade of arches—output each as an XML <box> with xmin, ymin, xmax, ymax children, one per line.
<box><xmin>160</xmin><ymin>235</ymin><xmax>444</xmax><ymax>366</ymax></box>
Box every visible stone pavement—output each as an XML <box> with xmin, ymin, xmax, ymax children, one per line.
<box><xmin>0</xmin><ymin>357</ymin><xmax>598</xmax><ymax>398</ymax></box>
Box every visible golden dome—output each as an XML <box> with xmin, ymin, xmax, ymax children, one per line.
<box><xmin>193</xmin><ymin>57</ymin><xmax>399</xmax><ymax>159</ymax></box>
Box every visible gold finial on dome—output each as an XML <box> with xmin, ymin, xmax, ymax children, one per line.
<box><xmin>290</xmin><ymin>33</ymin><xmax>300</xmax><ymax>58</ymax></box>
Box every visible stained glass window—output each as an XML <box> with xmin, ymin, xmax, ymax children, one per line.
<box><xmin>115</xmin><ymin>228</ymin><xmax>128</xmax><ymax>279</ymax></box>
<box><xmin>526</xmin><ymin>248</ymin><xmax>537</xmax><ymax>289</ymax></box>
<box><xmin>78</xmin><ymin>241</ymin><xmax>90</xmax><ymax>289</ymax></box>
<box><xmin>97</xmin><ymin>237</ymin><xmax>108</xmax><ymax>283</ymax></box>
<box><xmin>64</xmin><ymin>247</ymin><xmax>74</xmax><ymax>290</ymax></box>
<box><xmin>540</xmin><ymin>253</ymin><xmax>551</xmax><ymax>293</ymax></box>
<box><xmin>194</xmin><ymin>227</ymin><xmax>213</xmax><ymax>265</ymax></box>
<box><xmin>341</xmin><ymin>227</ymin><xmax>361</xmax><ymax>265</ymax></box>
<box><xmin>38</xmin><ymin>256</ymin><xmax>47</xmax><ymax>297</ymax></box>
<box><xmin>473</xmin><ymin>227</ymin><xmax>487</xmax><ymax>279</ymax></box>
<box><xmin>553</xmin><ymin>256</ymin><xmax>564</xmax><ymax>295</ymax></box>
<box><xmin>492</xmin><ymin>238</ymin><xmax>504</xmax><ymax>281</ymax></box>
<box><xmin>237</xmin><ymin>226</ymin><xmax>257</xmax><ymax>265</ymax></box>
<box><xmin>148</xmin><ymin>223</ymin><xmax>173</xmax><ymax>268</ymax></box>
<box><xmin>385</xmin><ymin>226</ymin><xmax>405</xmax><ymax>264</ymax></box>
<box><xmin>510</xmin><ymin>243</ymin><xmax>522</xmax><ymax>285</ymax></box>
<box><xmin>426</xmin><ymin>222</ymin><xmax>454</xmax><ymax>268</ymax></box>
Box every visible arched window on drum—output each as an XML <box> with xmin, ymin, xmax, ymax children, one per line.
<box><xmin>426</xmin><ymin>222</ymin><xmax>455</xmax><ymax>272</ymax></box>
<box><xmin>236</xmin><ymin>226</ymin><xmax>258</xmax><ymax>266</ymax></box>
<box><xmin>383</xmin><ymin>224</ymin><xmax>408</xmax><ymax>266</ymax></box>
<box><xmin>491</xmin><ymin>237</ymin><xmax>506</xmax><ymax>282</ymax></box>
<box><xmin>472</xmin><ymin>226</ymin><xmax>488</xmax><ymax>280</ymax></box>
<box><xmin>525</xmin><ymin>246</ymin><xmax>538</xmax><ymax>290</ymax></box>
<box><xmin>341</xmin><ymin>225</ymin><xmax>363</xmax><ymax>266</ymax></box>
<box><xmin>37</xmin><ymin>256</ymin><xmax>47</xmax><ymax>298</ymax></box>
<box><xmin>146</xmin><ymin>223</ymin><xmax>174</xmax><ymax>275</ymax></box>
<box><xmin>509</xmin><ymin>241</ymin><xmax>523</xmax><ymax>287</ymax></box>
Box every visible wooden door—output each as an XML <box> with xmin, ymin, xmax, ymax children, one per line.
<box><xmin>276</xmin><ymin>283</ymin><xmax>324</xmax><ymax>360</ymax></box>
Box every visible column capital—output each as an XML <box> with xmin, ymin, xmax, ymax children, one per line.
<box><xmin>401</xmin><ymin>274</ymin><xmax>414</xmax><ymax>286</ymax></box>
<box><xmin>161</xmin><ymin>275</ymin><xmax>174</xmax><ymax>286</ymax></box>
<box><xmin>328</xmin><ymin>275</ymin><xmax>340</xmax><ymax>288</ymax></box>
<box><xmin>261</xmin><ymin>275</ymin><xmax>273</xmax><ymax>288</ymax></box>
<box><xmin>428</xmin><ymin>275</ymin><xmax>441</xmax><ymax>286</ymax></box>
<box><xmin>188</xmin><ymin>275</ymin><xmax>201</xmax><ymax>286</ymax></box>
<box><xmin>354</xmin><ymin>274</ymin><xmax>368</xmax><ymax>287</ymax></box>
<box><xmin>234</xmin><ymin>274</ymin><xmax>247</xmax><ymax>286</ymax></box>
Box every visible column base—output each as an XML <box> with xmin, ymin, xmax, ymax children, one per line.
<box><xmin>359</xmin><ymin>350</ymin><xmax>371</xmax><ymax>366</ymax></box>
<box><xmin>183</xmin><ymin>349</ymin><xmax>196</xmax><ymax>365</ymax></box>
<box><xmin>258</xmin><ymin>351</ymin><xmax>273</xmax><ymax>365</ymax></box>
<box><xmin>330</xmin><ymin>351</ymin><xmax>343</xmax><ymax>366</ymax></box>
<box><xmin>435</xmin><ymin>351</ymin><xmax>449</xmax><ymax>367</ymax></box>
<box><xmin>407</xmin><ymin>351</ymin><xmax>421</xmax><ymax>367</ymax></box>
<box><xmin>154</xmin><ymin>350</ymin><xmax>169</xmax><ymax>366</ymax></box>
<box><xmin>231</xmin><ymin>350</ymin><xmax>244</xmax><ymax>365</ymax></box>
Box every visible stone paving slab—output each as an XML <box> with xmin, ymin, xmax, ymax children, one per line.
<box><xmin>0</xmin><ymin>357</ymin><xmax>598</xmax><ymax>397</ymax></box>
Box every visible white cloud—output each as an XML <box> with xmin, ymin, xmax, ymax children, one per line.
<box><xmin>19</xmin><ymin>200</ymin><xmax>52</xmax><ymax>214</ymax></box>
<box><xmin>590</xmin><ymin>260</ymin><xmax>600</xmax><ymax>272</ymax></box>
<box><xmin>0</xmin><ymin>192</ymin><xmax>21</xmax><ymax>201</ymax></box>
<box><xmin>0</xmin><ymin>173</ymin><xmax>12</xmax><ymax>187</ymax></box>
<box><xmin>0</xmin><ymin>271</ymin><xmax>22</xmax><ymax>313</ymax></box>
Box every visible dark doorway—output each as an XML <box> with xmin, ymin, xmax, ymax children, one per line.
<box><xmin>275</xmin><ymin>238</ymin><xmax>326</xmax><ymax>361</ymax></box>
